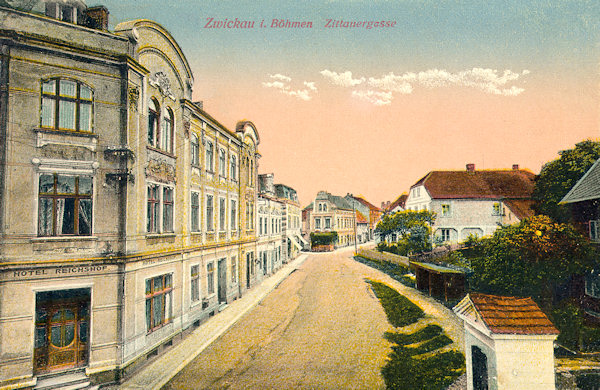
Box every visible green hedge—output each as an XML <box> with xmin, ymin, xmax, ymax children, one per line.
<box><xmin>402</xmin><ymin>334</ymin><xmax>453</xmax><ymax>356</ymax></box>
<box><xmin>310</xmin><ymin>231</ymin><xmax>338</xmax><ymax>246</ymax></box>
<box><xmin>366</xmin><ymin>279</ymin><xmax>424</xmax><ymax>327</ymax></box>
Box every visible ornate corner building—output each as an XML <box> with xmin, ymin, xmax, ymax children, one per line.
<box><xmin>0</xmin><ymin>1</ymin><xmax>264</xmax><ymax>388</ymax></box>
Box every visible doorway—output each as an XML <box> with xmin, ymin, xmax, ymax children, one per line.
<box><xmin>472</xmin><ymin>345</ymin><xmax>489</xmax><ymax>390</ymax></box>
<box><xmin>218</xmin><ymin>258</ymin><xmax>227</xmax><ymax>303</ymax></box>
<box><xmin>34</xmin><ymin>289</ymin><xmax>90</xmax><ymax>373</ymax></box>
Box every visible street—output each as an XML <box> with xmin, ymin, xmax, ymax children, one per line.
<box><xmin>163</xmin><ymin>248</ymin><xmax>395</xmax><ymax>390</ymax></box>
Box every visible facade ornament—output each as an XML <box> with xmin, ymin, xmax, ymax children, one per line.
<box><xmin>128</xmin><ymin>87</ymin><xmax>140</xmax><ymax>110</ymax></box>
<box><xmin>149</xmin><ymin>71</ymin><xmax>175</xmax><ymax>99</ymax></box>
<box><xmin>183</xmin><ymin>120</ymin><xmax>190</xmax><ymax>139</ymax></box>
<box><xmin>145</xmin><ymin>158</ymin><xmax>176</xmax><ymax>184</ymax></box>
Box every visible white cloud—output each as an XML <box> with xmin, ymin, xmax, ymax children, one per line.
<box><xmin>304</xmin><ymin>81</ymin><xmax>317</xmax><ymax>91</ymax></box>
<box><xmin>320</xmin><ymin>70</ymin><xmax>365</xmax><ymax>87</ymax></box>
<box><xmin>269</xmin><ymin>73</ymin><xmax>292</xmax><ymax>82</ymax></box>
<box><xmin>263</xmin><ymin>76</ymin><xmax>315</xmax><ymax>101</ymax></box>
<box><xmin>368</xmin><ymin>73</ymin><xmax>415</xmax><ymax>94</ymax></box>
<box><xmin>351</xmin><ymin>90</ymin><xmax>393</xmax><ymax>106</ymax></box>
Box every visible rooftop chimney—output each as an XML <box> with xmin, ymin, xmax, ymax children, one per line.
<box><xmin>512</xmin><ymin>164</ymin><xmax>519</xmax><ymax>170</ymax></box>
<box><xmin>466</xmin><ymin>163</ymin><xmax>475</xmax><ymax>172</ymax></box>
<box><xmin>84</xmin><ymin>6</ymin><xmax>109</xmax><ymax>30</ymax></box>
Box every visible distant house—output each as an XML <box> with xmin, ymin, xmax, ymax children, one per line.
<box><xmin>346</xmin><ymin>195</ymin><xmax>382</xmax><ymax>240</ymax></box>
<box><xmin>405</xmin><ymin>164</ymin><xmax>536</xmax><ymax>244</ymax></box>
<box><xmin>302</xmin><ymin>191</ymin><xmax>356</xmax><ymax>248</ymax></box>
<box><xmin>383</xmin><ymin>193</ymin><xmax>408</xmax><ymax>214</ymax></box>
<box><xmin>356</xmin><ymin>211</ymin><xmax>369</xmax><ymax>243</ymax></box>
<box><xmin>560</xmin><ymin>158</ymin><xmax>600</xmax><ymax>323</ymax></box>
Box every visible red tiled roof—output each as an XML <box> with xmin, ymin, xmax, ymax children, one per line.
<box><xmin>387</xmin><ymin>194</ymin><xmax>408</xmax><ymax>211</ymax></box>
<box><xmin>504</xmin><ymin>199</ymin><xmax>535</xmax><ymax>220</ymax></box>
<box><xmin>356</xmin><ymin>211</ymin><xmax>369</xmax><ymax>224</ymax></box>
<box><xmin>414</xmin><ymin>169</ymin><xmax>535</xmax><ymax>199</ymax></box>
<box><xmin>354</xmin><ymin>196</ymin><xmax>381</xmax><ymax>211</ymax></box>
<box><xmin>469</xmin><ymin>293</ymin><xmax>559</xmax><ymax>335</ymax></box>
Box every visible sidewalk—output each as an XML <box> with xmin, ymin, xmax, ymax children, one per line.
<box><xmin>116</xmin><ymin>253</ymin><xmax>309</xmax><ymax>390</ymax></box>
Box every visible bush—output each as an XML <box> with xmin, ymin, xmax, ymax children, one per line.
<box><xmin>310</xmin><ymin>231</ymin><xmax>338</xmax><ymax>246</ymax></box>
<box><xmin>404</xmin><ymin>334</ymin><xmax>453</xmax><ymax>356</ymax></box>
<box><xmin>366</xmin><ymin>279</ymin><xmax>424</xmax><ymax>327</ymax></box>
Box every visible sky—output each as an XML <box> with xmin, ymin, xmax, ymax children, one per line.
<box><xmin>97</xmin><ymin>0</ymin><xmax>600</xmax><ymax>208</ymax></box>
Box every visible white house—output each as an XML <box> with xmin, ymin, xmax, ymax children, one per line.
<box><xmin>454</xmin><ymin>293</ymin><xmax>559</xmax><ymax>390</ymax></box>
<box><xmin>405</xmin><ymin>164</ymin><xmax>535</xmax><ymax>244</ymax></box>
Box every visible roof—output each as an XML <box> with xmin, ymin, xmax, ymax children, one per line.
<box><xmin>303</xmin><ymin>202</ymin><xmax>314</xmax><ymax>211</ymax></box>
<box><xmin>561</xmin><ymin>158</ymin><xmax>600</xmax><ymax>204</ymax></box>
<box><xmin>315</xmin><ymin>191</ymin><xmax>354</xmax><ymax>210</ymax></box>
<box><xmin>413</xmin><ymin>169</ymin><xmax>535</xmax><ymax>200</ymax></box>
<box><xmin>504</xmin><ymin>199</ymin><xmax>535</xmax><ymax>220</ymax></box>
<box><xmin>354</xmin><ymin>196</ymin><xmax>381</xmax><ymax>211</ymax></box>
<box><xmin>455</xmin><ymin>293</ymin><xmax>559</xmax><ymax>335</ymax></box>
<box><xmin>356</xmin><ymin>211</ymin><xmax>369</xmax><ymax>224</ymax></box>
<box><xmin>387</xmin><ymin>194</ymin><xmax>408</xmax><ymax>211</ymax></box>
<box><xmin>410</xmin><ymin>261</ymin><xmax>463</xmax><ymax>274</ymax></box>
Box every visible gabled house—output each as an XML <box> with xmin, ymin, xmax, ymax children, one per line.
<box><xmin>345</xmin><ymin>194</ymin><xmax>382</xmax><ymax>241</ymax></box>
<box><xmin>560</xmin><ymin>158</ymin><xmax>600</xmax><ymax>323</ymax></box>
<box><xmin>385</xmin><ymin>193</ymin><xmax>408</xmax><ymax>214</ymax></box>
<box><xmin>405</xmin><ymin>164</ymin><xmax>536</xmax><ymax>244</ymax></box>
<box><xmin>302</xmin><ymin>191</ymin><xmax>356</xmax><ymax>248</ymax></box>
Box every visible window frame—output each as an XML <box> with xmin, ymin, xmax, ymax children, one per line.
<box><xmin>441</xmin><ymin>204</ymin><xmax>451</xmax><ymax>217</ymax></box>
<box><xmin>38</xmin><ymin>173</ymin><xmax>93</xmax><ymax>237</ymax></box>
<box><xmin>206</xmin><ymin>194</ymin><xmax>214</xmax><ymax>232</ymax></box>
<box><xmin>162</xmin><ymin>187</ymin><xmax>174</xmax><ymax>232</ymax></box>
<box><xmin>207</xmin><ymin>262</ymin><xmax>215</xmax><ymax>295</ymax></box>
<box><xmin>191</xmin><ymin>133</ymin><xmax>200</xmax><ymax>167</ymax></box>
<box><xmin>41</xmin><ymin>78</ymin><xmax>93</xmax><ymax>133</ymax></box>
<box><xmin>230</xmin><ymin>199</ymin><xmax>237</xmax><ymax>231</ymax></box>
<box><xmin>145</xmin><ymin>273</ymin><xmax>173</xmax><ymax>333</ymax></box>
<box><xmin>191</xmin><ymin>191</ymin><xmax>200</xmax><ymax>232</ymax></box>
<box><xmin>230</xmin><ymin>155</ymin><xmax>237</xmax><ymax>181</ymax></box>
<box><xmin>190</xmin><ymin>264</ymin><xmax>200</xmax><ymax>303</ymax></box>
<box><xmin>206</xmin><ymin>141</ymin><xmax>214</xmax><ymax>173</ymax></box>
<box><xmin>219</xmin><ymin>148</ymin><xmax>226</xmax><ymax>177</ymax></box>
<box><xmin>219</xmin><ymin>197</ymin><xmax>226</xmax><ymax>232</ymax></box>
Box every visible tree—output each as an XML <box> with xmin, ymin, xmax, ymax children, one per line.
<box><xmin>375</xmin><ymin>210</ymin><xmax>436</xmax><ymax>255</ymax></box>
<box><xmin>532</xmin><ymin>139</ymin><xmax>600</xmax><ymax>223</ymax></box>
<box><xmin>469</xmin><ymin>215</ymin><xmax>597</xmax><ymax>309</ymax></box>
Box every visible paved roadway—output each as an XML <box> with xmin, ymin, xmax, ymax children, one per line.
<box><xmin>163</xmin><ymin>248</ymin><xmax>394</xmax><ymax>390</ymax></box>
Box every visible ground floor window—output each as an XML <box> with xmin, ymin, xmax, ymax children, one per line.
<box><xmin>145</xmin><ymin>274</ymin><xmax>173</xmax><ymax>332</ymax></box>
<box><xmin>440</xmin><ymin>228</ymin><xmax>451</xmax><ymax>242</ymax></box>
<box><xmin>191</xmin><ymin>265</ymin><xmax>200</xmax><ymax>302</ymax></box>
<box><xmin>207</xmin><ymin>262</ymin><xmax>215</xmax><ymax>294</ymax></box>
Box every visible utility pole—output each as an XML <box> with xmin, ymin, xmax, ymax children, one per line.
<box><xmin>350</xmin><ymin>194</ymin><xmax>358</xmax><ymax>255</ymax></box>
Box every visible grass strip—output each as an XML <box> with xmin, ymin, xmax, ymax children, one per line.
<box><xmin>366</xmin><ymin>279</ymin><xmax>424</xmax><ymax>327</ymax></box>
<box><xmin>355</xmin><ymin>256</ymin><xmax>415</xmax><ymax>287</ymax></box>
<box><xmin>403</xmin><ymin>334</ymin><xmax>453</xmax><ymax>356</ymax></box>
<box><xmin>384</xmin><ymin>324</ymin><xmax>442</xmax><ymax>346</ymax></box>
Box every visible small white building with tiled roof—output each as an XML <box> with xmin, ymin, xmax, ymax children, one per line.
<box><xmin>405</xmin><ymin>164</ymin><xmax>536</xmax><ymax>244</ymax></box>
<box><xmin>454</xmin><ymin>293</ymin><xmax>559</xmax><ymax>390</ymax></box>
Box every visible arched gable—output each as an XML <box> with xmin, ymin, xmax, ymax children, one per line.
<box><xmin>115</xmin><ymin>19</ymin><xmax>194</xmax><ymax>99</ymax></box>
<box><xmin>235</xmin><ymin>120</ymin><xmax>260</xmax><ymax>149</ymax></box>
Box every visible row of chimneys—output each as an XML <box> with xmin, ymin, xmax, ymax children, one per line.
<box><xmin>466</xmin><ymin>163</ymin><xmax>519</xmax><ymax>172</ymax></box>
<box><xmin>44</xmin><ymin>2</ymin><xmax>110</xmax><ymax>31</ymax></box>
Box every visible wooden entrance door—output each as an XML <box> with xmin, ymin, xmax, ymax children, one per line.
<box><xmin>218</xmin><ymin>258</ymin><xmax>227</xmax><ymax>303</ymax></box>
<box><xmin>34</xmin><ymin>290</ymin><xmax>90</xmax><ymax>373</ymax></box>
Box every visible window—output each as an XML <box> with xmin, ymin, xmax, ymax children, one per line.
<box><xmin>207</xmin><ymin>263</ymin><xmax>215</xmax><ymax>294</ymax></box>
<box><xmin>147</xmin><ymin>185</ymin><xmax>160</xmax><ymax>233</ymax></box>
<box><xmin>163</xmin><ymin>187</ymin><xmax>173</xmax><ymax>232</ymax></box>
<box><xmin>231</xmin><ymin>256</ymin><xmax>237</xmax><ymax>283</ymax></box>
<box><xmin>259</xmin><ymin>217</ymin><xmax>263</xmax><ymax>235</ymax></box>
<box><xmin>230</xmin><ymin>200</ymin><xmax>237</xmax><ymax>230</ymax></box>
<box><xmin>191</xmin><ymin>134</ymin><xmax>200</xmax><ymax>166</ymax></box>
<box><xmin>315</xmin><ymin>218</ymin><xmax>321</xmax><ymax>229</ymax></box>
<box><xmin>440</xmin><ymin>229</ymin><xmax>451</xmax><ymax>242</ymax></box>
<box><xmin>318</xmin><ymin>204</ymin><xmax>322</xmax><ymax>212</ymax></box>
<box><xmin>441</xmin><ymin>204</ymin><xmax>451</xmax><ymax>217</ymax></box>
<box><xmin>191</xmin><ymin>192</ymin><xmax>200</xmax><ymax>232</ymax></box>
<box><xmin>249</xmin><ymin>202</ymin><xmax>254</xmax><ymax>229</ymax></box>
<box><xmin>190</xmin><ymin>265</ymin><xmax>200</xmax><ymax>302</ymax></box>
<box><xmin>219</xmin><ymin>149</ymin><xmax>226</xmax><ymax>177</ymax></box>
<box><xmin>145</xmin><ymin>274</ymin><xmax>172</xmax><ymax>332</ymax></box>
<box><xmin>206</xmin><ymin>141</ymin><xmax>214</xmax><ymax>172</ymax></box>
<box><xmin>219</xmin><ymin>197</ymin><xmax>226</xmax><ymax>231</ymax></box>
<box><xmin>206</xmin><ymin>195</ymin><xmax>214</xmax><ymax>231</ymax></box>
<box><xmin>249</xmin><ymin>160</ymin><xmax>254</xmax><ymax>186</ymax></box>
<box><xmin>230</xmin><ymin>155</ymin><xmax>237</xmax><ymax>180</ymax></box>
<box><xmin>492</xmin><ymin>202</ymin><xmax>502</xmax><ymax>216</ymax></box>
<box><xmin>41</xmin><ymin>79</ymin><xmax>92</xmax><ymax>132</ymax></box>
<box><xmin>148</xmin><ymin>98</ymin><xmax>159</xmax><ymax>147</ymax></box>
<box><xmin>585</xmin><ymin>271</ymin><xmax>600</xmax><ymax>298</ymax></box>
<box><xmin>323</xmin><ymin>203</ymin><xmax>327</xmax><ymax>212</ymax></box>
<box><xmin>38</xmin><ymin>174</ymin><xmax>92</xmax><ymax>236</ymax></box>
<box><xmin>591</xmin><ymin>220</ymin><xmax>600</xmax><ymax>242</ymax></box>
<box><xmin>161</xmin><ymin>107</ymin><xmax>174</xmax><ymax>153</ymax></box>
<box><xmin>325</xmin><ymin>217</ymin><xmax>331</xmax><ymax>229</ymax></box>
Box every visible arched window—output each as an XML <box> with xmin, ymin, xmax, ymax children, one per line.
<box><xmin>41</xmin><ymin>78</ymin><xmax>93</xmax><ymax>132</ymax></box>
<box><xmin>161</xmin><ymin>107</ymin><xmax>174</xmax><ymax>153</ymax></box>
<box><xmin>230</xmin><ymin>155</ymin><xmax>237</xmax><ymax>180</ymax></box>
<box><xmin>219</xmin><ymin>149</ymin><xmax>226</xmax><ymax>177</ymax></box>
<box><xmin>191</xmin><ymin>133</ymin><xmax>200</xmax><ymax>166</ymax></box>
<box><xmin>206</xmin><ymin>141</ymin><xmax>214</xmax><ymax>172</ymax></box>
<box><xmin>148</xmin><ymin>98</ymin><xmax>159</xmax><ymax>147</ymax></box>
